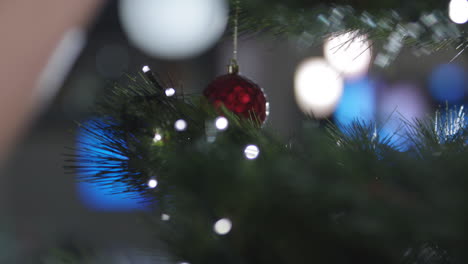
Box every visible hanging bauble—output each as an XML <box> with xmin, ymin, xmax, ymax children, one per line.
<box><xmin>204</xmin><ymin>64</ymin><xmax>268</xmax><ymax>123</ymax></box>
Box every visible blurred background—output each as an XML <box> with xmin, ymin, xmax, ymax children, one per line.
<box><xmin>0</xmin><ymin>0</ymin><xmax>466</xmax><ymax>262</ymax></box>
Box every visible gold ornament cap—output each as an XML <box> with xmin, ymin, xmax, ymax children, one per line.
<box><xmin>228</xmin><ymin>59</ymin><xmax>239</xmax><ymax>74</ymax></box>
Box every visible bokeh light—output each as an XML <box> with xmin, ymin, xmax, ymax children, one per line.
<box><xmin>175</xmin><ymin>119</ymin><xmax>188</xmax><ymax>131</ymax></box>
<box><xmin>214</xmin><ymin>218</ymin><xmax>232</xmax><ymax>235</ymax></box>
<box><xmin>77</xmin><ymin>120</ymin><xmax>147</xmax><ymax>211</ymax></box>
<box><xmin>244</xmin><ymin>145</ymin><xmax>260</xmax><ymax>160</ymax></box>
<box><xmin>334</xmin><ymin>77</ymin><xmax>376</xmax><ymax>127</ymax></box>
<box><xmin>429</xmin><ymin>64</ymin><xmax>467</xmax><ymax>103</ymax></box>
<box><xmin>294</xmin><ymin>58</ymin><xmax>344</xmax><ymax>118</ymax></box>
<box><xmin>449</xmin><ymin>0</ymin><xmax>468</xmax><ymax>24</ymax></box>
<box><xmin>379</xmin><ymin>83</ymin><xmax>429</xmax><ymax>149</ymax></box>
<box><xmin>119</xmin><ymin>0</ymin><xmax>228</xmax><ymax>59</ymax></box>
<box><xmin>324</xmin><ymin>31</ymin><xmax>372</xmax><ymax>79</ymax></box>
<box><xmin>215</xmin><ymin>116</ymin><xmax>229</xmax><ymax>131</ymax></box>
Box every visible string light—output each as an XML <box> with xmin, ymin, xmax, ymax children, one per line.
<box><xmin>214</xmin><ymin>218</ymin><xmax>232</xmax><ymax>235</ymax></box>
<box><xmin>165</xmin><ymin>88</ymin><xmax>176</xmax><ymax>97</ymax></box>
<box><xmin>148</xmin><ymin>179</ymin><xmax>158</xmax><ymax>189</ymax></box>
<box><xmin>153</xmin><ymin>133</ymin><xmax>162</xmax><ymax>142</ymax></box>
<box><xmin>215</xmin><ymin>117</ymin><xmax>229</xmax><ymax>130</ymax></box>
<box><xmin>142</xmin><ymin>65</ymin><xmax>150</xmax><ymax>73</ymax></box>
<box><xmin>175</xmin><ymin>119</ymin><xmax>188</xmax><ymax>131</ymax></box>
<box><xmin>161</xmin><ymin>214</ymin><xmax>171</xmax><ymax>221</ymax></box>
<box><xmin>244</xmin><ymin>145</ymin><xmax>260</xmax><ymax>160</ymax></box>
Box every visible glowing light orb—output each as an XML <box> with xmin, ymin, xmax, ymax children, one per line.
<box><xmin>165</xmin><ymin>88</ymin><xmax>176</xmax><ymax>97</ymax></box>
<box><xmin>214</xmin><ymin>218</ymin><xmax>232</xmax><ymax>235</ymax></box>
<box><xmin>153</xmin><ymin>133</ymin><xmax>163</xmax><ymax>142</ymax></box>
<box><xmin>449</xmin><ymin>0</ymin><xmax>468</xmax><ymax>24</ymax></box>
<box><xmin>294</xmin><ymin>58</ymin><xmax>344</xmax><ymax>118</ymax></box>
<box><xmin>175</xmin><ymin>119</ymin><xmax>188</xmax><ymax>131</ymax></box>
<box><xmin>142</xmin><ymin>65</ymin><xmax>150</xmax><ymax>73</ymax></box>
<box><xmin>379</xmin><ymin>83</ymin><xmax>429</xmax><ymax>150</ymax></box>
<box><xmin>429</xmin><ymin>64</ymin><xmax>467</xmax><ymax>103</ymax></box>
<box><xmin>324</xmin><ymin>31</ymin><xmax>372</xmax><ymax>79</ymax></box>
<box><xmin>334</xmin><ymin>78</ymin><xmax>376</xmax><ymax>127</ymax></box>
<box><xmin>215</xmin><ymin>116</ymin><xmax>229</xmax><ymax>130</ymax></box>
<box><xmin>119</xmin><ymin>0</ymin><xmax>228</xmax><ymax>59</ymax></box>
<box><xmin>244</xmin><ymin>145</ymin><xmax>260</xmax><ymax>160</ymax></box>
<box><xmin>148</xmin><ymin>179</ymin><xmax>158</xmax><ymax>188</ymax></box>
<box><xmin>161</xmin><ymin>214</ymin><xmax>171</xmax><ymax>221</ymax></box>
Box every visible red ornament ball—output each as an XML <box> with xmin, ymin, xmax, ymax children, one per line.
<box><xmin>204</xmin><ymin>73</ymin><xmax>267</xmax><ymax>123</ymax></box>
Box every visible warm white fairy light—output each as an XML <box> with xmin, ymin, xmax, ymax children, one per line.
<box><xmin>324</xmin><ymin>31</ymin><xmax>372</xmax><ymax>79</ymax></box>
<box><xmin>214</xmin><ymin>218</ymin><xmax>232</xmax><ymax>235</ymax></box>
<box><xmin>449</xmin><ymin>0</ymin><xmax>468</xmax><ymax>24</ymax></box>
<box><xmin>215</xmin><ymin>116</ymin><xmax>229</xmax><ymax>131</ymax></box>
<box><xmin>142</xmin><ymin>65</ymin><xmax>150</xmax><ymax>73</ymax></box>
<box><xmin>175</xmin><ymin>119</ymin><xmax>188</xmax><ymax>131</ymax></box>
<box><xmin>294</xmin><ymin>58</ymin><xmax>344</xmax><ymax>118</ymax></box>
<box><xmin>161</xmin><ymin>214</ymin><xmax>170</xmax><ymax>221</ymax></box>
<box><xmin>148</xmin><ymin>179</ymin><xmax>158</xmax><ymax>189</ymax></box>
<box><xmin>153</xmin><ymin>133</ymin><xmax>162</xmax><ymax>142</ymax></box>
<box><xmin>165</xmin><ymin>88</ymin><xmax>176</xmax><ymax>97</ymax></box>
<box><xmin>244</xmin><ymin>145</ymin><xmax>260</xmax><ymax>160</ymax></box>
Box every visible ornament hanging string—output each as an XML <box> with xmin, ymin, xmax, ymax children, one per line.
<box><xmin>230</xmin><ymin>0</ymin><xmax>240</xmax><ymax>74</ymax></box>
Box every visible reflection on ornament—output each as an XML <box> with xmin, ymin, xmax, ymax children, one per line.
<box><xmin>294</xmin><ymin>58</ymin><xmax>344</xmax><ymax>118</ymax></box>
<box><xmin>214</xmin><ymin>218</ymin><xmax>232</xmax><ymax>235</ymax></box>
<box><xmin>449</xmin><ymin>0</ymin><xmax>468</xmax><ymax>24</ymax></box>
<box><xmin>204</xmin><ymin>72</ymin><xmax>267</xmax><ymax>123</ymax></box>
<box><xmin>119</xmin><ymin>0</ymin><xmax>228</xmax><ymax>59</ymax></box>
<box><xmin>324</xmin><ymin>31</ymin><xmax>372</xmax><ymax>79</ymax></box>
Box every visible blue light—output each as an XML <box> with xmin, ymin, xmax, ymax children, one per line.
<box><xmin>429</xmin><ymin>64</ymin><xmax>467</xmax><ymax>103</ymax></box>
<box><xmin>334</xmin><ymin>77</ymin><xmax>376</xmax><ymax>127</ymax></box>
<box><xmin>76</xmin><ymin>120</ymin><xmax>147</xmax><ymax>211</ymax></box>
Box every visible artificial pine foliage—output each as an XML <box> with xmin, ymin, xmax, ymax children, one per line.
<box><xmin>232</xmin><ymin>0</ymin><xmax>467</xmax><ymax>66</ymax></box>
<box><xmin>67</xmin><ymin>69</ymin><xmax>468</xmax><ymax>264</ymax></box>
<box><xmin>64</xmin><ymin>1</ymin><xmax>468</xmax><ymax>263</ymax></box>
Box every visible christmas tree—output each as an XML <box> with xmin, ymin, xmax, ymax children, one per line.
<box><xmin>57</xmin><ymin>0</ymin><xmax>468</xmax><ymax>263</ymax></box>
